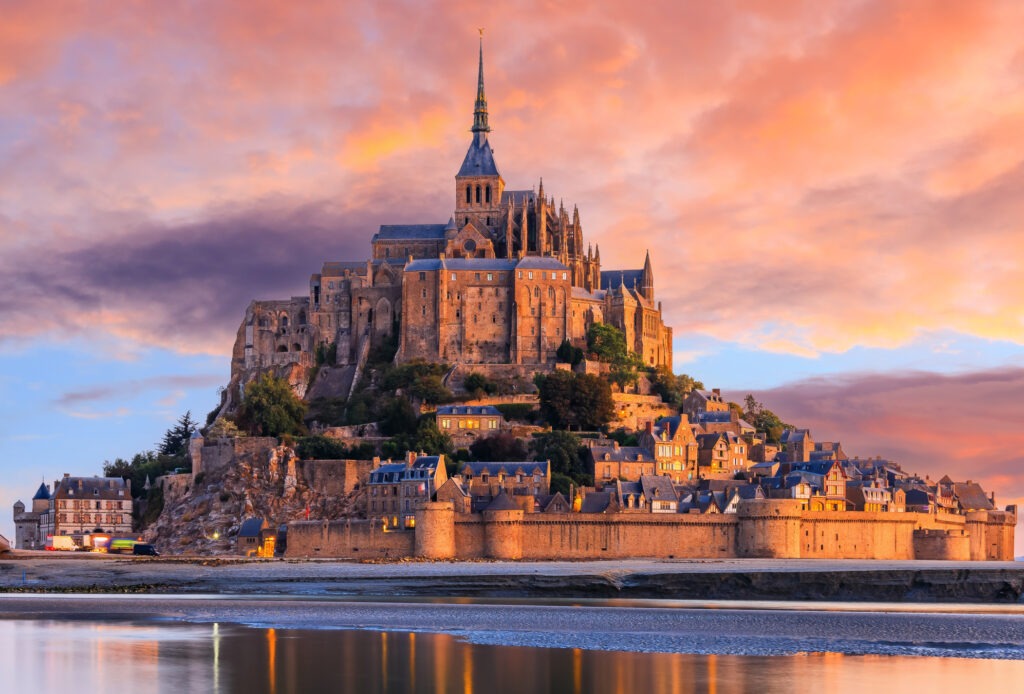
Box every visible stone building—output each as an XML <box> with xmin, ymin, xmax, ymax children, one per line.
<box><xmin>50</xmin><ymin>475</ymin><xmax>133</xmax><ymax>540</ymax></box>
<box><xmin>227</xmin><ymin>39</ymin><xmax>673</xmax><ymax>404</ymax></box>
<box><xmin>12</xmin><ymin>482</ymin><xmax>53</xmax><ymax>550</ymax></box>
<box><xmin>435</xmin><ymin>405</ymin><xmax>504</xmax><ymax>435</ymax></box>
<box><xmin>367</xmin><ymin>453</ymin><xmax>449</xmax><ymax>529</ymax></box>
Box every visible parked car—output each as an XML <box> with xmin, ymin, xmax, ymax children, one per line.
<box><xmin>132</xmin><ymin>543</ymin><xmax>160</xmax><ymax>556</ymax></box>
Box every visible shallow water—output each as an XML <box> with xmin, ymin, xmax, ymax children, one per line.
<box><xmin>2</xmin><ymin>617</ymin><xmax>1023</xmax><ymax>693</ymax></box>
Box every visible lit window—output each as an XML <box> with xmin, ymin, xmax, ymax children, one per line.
<box><xmin>528</xmin><ymin>271</ymin><xmax>533</xmax><ymax>279</ymax></box>
<box><xmin>486</xmin><ymin>273</ymin><xmax>493</xmax><ymax>281</ymax></box>
<box><xmin>451</xmin><ymin>273</ymin><xmax>456</xmax><ymax>281</ymax></box>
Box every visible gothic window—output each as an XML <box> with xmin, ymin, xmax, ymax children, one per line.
<box><xmin>485</xmin><ymin>185</ymin><xmax>491</xmax><ymax>203</ymax></box>
<box><xmin>466</xmin><ymin>185</ymin><xmax>471</xmax><ymax>203</ymax></box>
<box><xmin>475</xmin><ymin>185</ymin><xmax>481</xmax><ymax>203</ymax></box>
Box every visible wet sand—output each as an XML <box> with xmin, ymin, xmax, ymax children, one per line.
<box><xmin>1</xmin><ymin>555</ymin><xmax>1022</xmax><ymax>602</ymax></box>
<box><xmin>1</xmin><ymin>592</ymin><xmax>1023</xmax><ymax>658</ymax></box>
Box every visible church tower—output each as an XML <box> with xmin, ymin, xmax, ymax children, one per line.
<box><xmin>640</xmin><ymin>249</ymin><xmax>655</xmax><ymax>302</ymax></box>
<box><xmin>454</xmin><ymin>36</ymin><xmax>504</xmax><ymax>240</ymax></box>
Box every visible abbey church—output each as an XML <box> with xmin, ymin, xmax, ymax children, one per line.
<box><xmin>232</xmin><ymin>41</ymin><xmax>673</xmax><ymax>392</ymax></box>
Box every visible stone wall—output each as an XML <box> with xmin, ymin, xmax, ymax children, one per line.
<box><xmin>285</xmin><ymin>519</ymin><xmax>414</xmax><ymax>559</ymax></box>
<box><xmin>610</xmin><ymin>392</ymin><xmax>674</xmax><ymax>431</ymax></box>
<box><xmin>286</xmin><ymin>501</ymin><xmax>1015</xmax><ymax>562</ymax></box>
<box><xmin>296</xmin><ymin>459</ymin><xmax>375</xmax><ymax>497</ymax></box>
<box><xmin>198</xmin><ymin>437</ymin><xmax>280</xmax><ymax>477</ymax></box>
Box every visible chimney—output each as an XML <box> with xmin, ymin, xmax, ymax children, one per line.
<box><xmin>407</xmin><ymin>451</ymin><xmax>416</xmax><ymax>467</ymax></box>
<box><xmin>712</xmin><ymin>388</ymin><xmax>721</xmax><ymax>395</ymax></box>
<box><xmin>613</xmin><ymin>441</ymin><xmax>620</xmax><ymax>451</ymax></box>
<box><xmin>646</xmin><ymin>421</ymin><xmax>653</xmax><ymax>435</ymax></box>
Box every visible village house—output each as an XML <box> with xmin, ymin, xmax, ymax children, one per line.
<box><xmin>435</xmin><ymin>405</ymin><xmax>504</xmax><ymax>436</ymax></box>
<box><xmin>12</xmin><ymin>483</ymin><xmax>53</xmax><ymax>550</ymax></box>
<box><xmin>638</xmin><ymin>416</ymin><xmax>699</xmax><ymax>483</ymax></box>
<box><xmin>588</xmin><ymin>442</ymin><xmax>655</xmax><ymax>482</ymax></box>
<box><xmin>696</xmin><ymin>432</ymin><xmax>749</xmax><ymax>479</ymax></box>
<box><xmin>367</xmin><ymin>452</ymin><xmax>449</xmax><ymax>529</ymax></box>
<box><xmin>681</xmin><ymin>388</ymin><xmax>729</xmax><ymax>419</ymax></box>
<box><xmin>457</xmin><ymin>460</ymin><xmax>551</xmax><ymax>510</ymax></box>
<box><xmin>50</xmin><ymin>474</ymin><xmax>133</xmax><ymax>540</ymax></box>
<box><xmin>779</xmin><ymin>429</ymin><xmax>814</xmax><ymax>463</ymax></box>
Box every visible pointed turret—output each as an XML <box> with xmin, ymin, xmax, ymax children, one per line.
<box><xmin>640</xmin><ymin>249</ymin><xmax>655</xmax><ymax>302</ymax></box>
<box><xmin>472</xmin><ymin>34</ymin><xmax>490</xmax><ymax>141</ymax></box>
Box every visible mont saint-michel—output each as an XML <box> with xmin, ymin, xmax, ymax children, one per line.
<box><xmin>8</xmin><ymin>41</ymin><xmax>1016</xmax><ymax>569</ymax></box>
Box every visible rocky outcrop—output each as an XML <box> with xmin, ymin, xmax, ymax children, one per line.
<box><xmin>145</xmin><ymin>441</ymin><xmax>364</xmax><ymax>555</ymax></box>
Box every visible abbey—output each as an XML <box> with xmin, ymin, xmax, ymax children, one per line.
<box><xmin>232</xmin><ymin>41</ymin><xmax>672</xmax><ymax>393</ymax></box>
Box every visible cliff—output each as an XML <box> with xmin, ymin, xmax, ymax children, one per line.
<box><xmin>144</xmin><ymin>439</ymin><xmax>365</xmax><ymax>555</ymax></box>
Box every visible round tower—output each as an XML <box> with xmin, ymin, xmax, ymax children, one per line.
<box><xmin>483</xmin><ymin>508</ymin><xmax>524</xmax><ymax>560</ymax></box>
<box><xmin>415</xmin><ymin>502</ymin><xmax>456</xmax><ymax>559</ymax></box>
<box><xmin>735</xmin><ymin>498</ymin><xmax>804</xmax><ymax>558</ymax></box>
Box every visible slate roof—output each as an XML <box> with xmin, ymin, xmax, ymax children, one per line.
<box><xmin>238</xmin><ymin>518</ymin><xmax>265</xmax><ymax>538</ymax></box>
<box><xmin>516</xmin><ymin>257</ymin><xmax>569</xmax><ymax>271</ymax></box>
<box><xmin>952</xmin><ymin>482</ymin><xmax>994</xmax><ymax>511</ymax></box>
<box><xmin>571</xmin><ymin>286</ymin><xmax>606</xmax><ymax>301</ymax></box>
<box><xmin>458</xmin><ymin>137</ymin><xmax>500</xmax><ymax>177</ymax></box>
<box><xmin>460</xmin><ymin>461</ymin><xmax>550</xmax><ymax>477</ymax></box>
<box><xmin>780</xmin><ymin>429</ymin><xmax>811</xmax><ymax>444</ymax></box>
<box><xmin>641</xmin><ymin>475</ymin><xmax>677</xmax><ymax>502</ymax></box>
<box><xmin>484</xmin><ymin>490</ymin><xmax>519</xmax><ymax>512</ymax></box>
<box><xmin>368</xmin><ymin>463</ymin><xmax>409</xmax><ymax>484</ymax></box>
<box><xmin>437</xmin><ymin>405</ymin><xmax>502</xmax><ymax>417</ymax></box>
<box><xmin>404</xmin><ymin>258</ymin><xmax>518</xmax><ymax>272</ymax></box>
<box><xmin>600</xmin><ymin>269</ymin><xmax>643</xmax><ymax>290</ymax></box>
<box><xmin>53</xmin><ymin>476</ymin><xmax>129</xmax><ymax>500</ymax></box>
<box><xmin>590</xmin><ymin>445</ymin><xmax>651</xmax><ymax>463</ymax></box>
<box><xmin>32</xmin><ymin>483</ymin><xmax>50</xmax><ymax>501</ymax></box>
<box><xmin>500</xmin><ymin>189</ymin><xmax>535</xmax><ymax>205</ymax></box>
<box><xmin>373</xmin><ymin>224</ymin><xmax>448</xmax><ymax>241</ymax></box>
<box><xmin>579</xmin><ymin>491</ymin><xmax>612</xmax><ymax>514</ymax></box>
<box><xmin>696</xmin><ymin>411</ymin><xmax>732</xmax><ymax>424</ymax></box>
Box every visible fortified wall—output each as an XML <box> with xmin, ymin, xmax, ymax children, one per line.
<box><xmin>285</xmin><ymin>498</ymin><xmax>1016</xmax><ymax>561</ymax></box>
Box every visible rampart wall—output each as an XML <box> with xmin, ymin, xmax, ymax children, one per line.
<box><xmin>286</xmin><ymin>519</ymin><xmax>414</xmax><ymax>559</ymax></box>
<box><xmin>286</xmin><ymin>501</ymin><xmax>1016</xmax><ymax>561</ymax></box>
<box><xmin>297</xmin><ymin>459</ymin><xmax>375</xmax><ymax>496</ymax></box>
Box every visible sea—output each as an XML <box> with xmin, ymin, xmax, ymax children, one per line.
<box><xmin>1</xmin><ymin>596</ymin><xmax>1022</xmax><ymax>693</ymax></box>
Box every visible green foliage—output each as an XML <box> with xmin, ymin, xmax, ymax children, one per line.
<box><xmin>742</xmin><ymin>395</ymin><xmax>792</xmax><ymax>444</ymax></box>
<box><xmin>607</xmin><ymin>429</ymin><xmax>638</xmax><ymax>447</ymax></box>
<box><xmin>235</xmin><ymin>374</ymin><xmax>307</xmax><ymax>438</ymax></box>
<box><xmin>382</xmin><ymin>419</ymin><xmax>455</xmax><ymax>461</ymax></box>
<box><xmin>535</xmin><ymin>371</ymin><xmax>614</xmax><ymax>430</ymax></box>
<box><xmin>295</xmin><ymin>435</ymin><xmax>350</xmax><ymax>460</ymax></box>
<box><xmin>464</xmin><ymin>372</ymin><xmax>498</xmax><ymax>397</ymax></box>
<box><xmin>494</xmin><ymin>403</ymin><xmax>535</xmax><ymax>422</ymax></box>
<box><xmin>379</xmin><ymin>396</ymin><xmax>419</xmax><ymax>436</ymax></box>
<box><xmin>586</xmin><ymin>323</ymin><xmax>628</xmax><ymax>362</ymax></box>
<box><xmin>381</xmin><ymin>359</ymin><xmax>448</xmax><ymax>391</ymax></box>
<box><xmin>586</xmin><ymin>323</ymin><xmax>644</xmax><ymax>389</ymax></box>
<box><xmin>531</xmin><ymin>430</ymin><xmax>587</xmax><ymax>479</ymax></box>
<box><xmin>315</xmin><ymin>342</ymin><xmax>338</xmax><ymax>367</ymax></box>
<box><xmin>367</xmin><ymin>331</ymin><xmax>398</xmax><ymax>366</ymax></box>
<box><xmin>650</xmin><ymin>367</ymin><xmax>705</xmax><ymax>410</ymax></box>
<box><xmin>140</xmin><ymin>485</ymin><xmax>164</xmax><ymax>528</ymax></box>
<box><xmin>306</xmin><ymin>396</ymin><xmax>348</xmax><ymax>427</ymax></box>
<box><xmin>158</xmin><ymin>411</ymin><xmax>198</xmax><ymax>457</ymax></box>
<box><xmin>469</xmin><ymin>432</ymin><xmax>529</xmax><ymax>462</ymax></box>
<box><xmin>103</xmin><ymin>450</ymin><xmax>185</xmax><ymax>500</ymax></box>
<box><xmin>550</xmin><ymin>472</ymin><xmax>574</xmax><ymax>497</ymax></box>
<box><xmin>410</xmin><ymin>374</ymin><xmax>452</xmax><ymax>404</ymax></box>
<box><xmin>207</xmin><ymin>417</ymin><xmax>242</xmax><ymax>438</ymax></box>
<box><xmin>556</xmin><ymin>339</ymin><xmax>584</xmax><ymax>366</ymax></box>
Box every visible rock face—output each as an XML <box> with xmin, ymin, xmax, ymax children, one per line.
<box><xmin>145</xmin><ymin>441</ymin><xmax>364</xmax><ymax>555</ymax></box>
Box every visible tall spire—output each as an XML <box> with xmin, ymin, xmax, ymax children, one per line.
<box><xmin>472</xmin><ymin>31</ymin><xmax>490</xmax><ymax>141</ymax></box>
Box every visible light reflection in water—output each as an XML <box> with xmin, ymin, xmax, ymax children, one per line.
<box><xmin>1</xmin><ymin>619</ymin><xmax>1023</xmax><ymax>693</ymax></box>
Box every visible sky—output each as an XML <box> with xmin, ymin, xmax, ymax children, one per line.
<box><xmin>1</xmin><ymin>0</ymin><xmax>1022</xmax><ymax>554</ymax></box>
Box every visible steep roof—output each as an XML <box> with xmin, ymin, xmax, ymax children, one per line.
<box><xmin>640</xmin><ymin>475</ymin><xmax>677</xmax><ymax>502</ymax></box>
<box><xmin>952</xmin><ymin>482</ymin><xmax>994</xmax><ymax>511</ymax></box>
<box><xmin>457</xmin><ymin>139</ymin><xmax>500</xmax><ymax>177</ymax></box>
<box><xmin>32</xmin><ymin>483</ymin><xmax>50</xmax><ymax>501</ymax></box>
<box><xmin>590</xmin><ymin>445</ymin><xmax>651</xmax><ymax>463</ymax></box>
<box><xmin>373</xmin><ymin>224</ymin><xmax>448</xmax><ymax>241</ymax></box>
<box><xmin>484</xmin><ymin>489</ymin><xmax>519</xmax><ymax>511</ymax></box>
<box><xmin>460</xmin><ymin>461</ymin><xmax>549</xmax><ymax>477</ymax></box>
<box><xmin>238</xmin><ymin>518</ymin><xmax>266</xmax><ymax>538</ymax></box>
<box><xmin>516</xmin><ymin>256</ymin><xmax>568</xmax><ymax>270</ymax></box>
<box><xmin>600</xmin><ymin>269</ymin><xmax>643</xmax><ymax>291</ymax></box>
<box><xmin>437</xmin><ymin>405</ymin><xmax>502</xmax><ymax>417</ymax></box>
<box><xmin>579</xmin><ymin>491</ymin><xmax>612</xmax><ymax>514</ymax></box>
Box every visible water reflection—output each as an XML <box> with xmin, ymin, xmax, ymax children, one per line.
<box><xmin>1</xmin><ymin>619</ymin><xmax>1022</xmax><ymax>693</ymax></box>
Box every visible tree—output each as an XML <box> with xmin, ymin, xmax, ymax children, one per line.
<box><xmin>650</xmin><ymin>367</ymin><xmax>704</xmax><ymax>410</ymax></box>
<box><xmin>410</xmin><ymin>375</ymin><xmax>452</xmax><ymax>404</ymax></box>
<box><xmin>236</xmin><ymin>374</ymin><xmax>307</xmax><ymax>438</ymax></box>
<box><xmin>295</xmin><ymin>435</ymin><xmax>349</xmax><ymax>460</ymax></box>
<box><xmin>531</xmin><ymin>430</ymin><xmax>585</xmax><ymax>479</ymax></box>
<box><xmin>410</xmin><ymin>420</ymin><xmax>454</xmax><ymax>458</ymax></box>
<box><xmin>742</xmin><ymin>395</ymin><xmax>791</xmax><ymax>444</ymax></box>
<box><xmin>586</xmin><ymin>323</ymin><xmax>627</xmax><ymax>362</ymax></box>
<box><xmin>158</xmin><ymin>411</ymin><xmax>199</xmax><ymax>457</ymax></box>
<box><xmin>464</xmin><ymin>372</ymin><xmax>497</xmax><ymax>397</ymax></box>
<box><xmin>556</xmin><ymin>339</ymin><xmax>584</xmax><ymax>366</ymax></box>
<box><xmin>535</xmin><ymin>371</ymin><xmax>614</xmax><ymax>430</ymax></box>
<box><xmin>469</xmin><ymin>432</ymin><xmax>529</xmax><ymax>462</ymax></box>
<box><xmin>379</xmin><ymin>396</ymin><xmax>418</xmax><ymax>436</ymax></box>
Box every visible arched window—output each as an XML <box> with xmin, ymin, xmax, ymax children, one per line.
<box><xmin>280</xmin><ymin>315</ymin><xmax>289</xmax><ymax>328</ymax></box>
<box><xmin>485</xmin><ymin>185</ymin><xmax>491</xmax><ymax>203</ymax></box>
<box><xmin>475</xmin><ymin>185</ymin><xmax>481</xmax><ymax>204</ymax></box>
<box><xmin>466</xmin><ymin>185</ymin><xmax>471</xmax><ymax>203</ymax></box>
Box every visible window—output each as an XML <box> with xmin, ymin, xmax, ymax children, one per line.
<box><xmin>419</xmin><ymin>272</ymin><xmax>426</xmax><ymax>281</ymax></box>
<box><xmin>451</xmin><ymin>273</ymin><xmax>457</xmax><ymax>281</ymax></box>
<box><xmin>486</xmin><ymin>273</ymin><xmax>493</xmax><ymax>281</ymax></box>
<box><xmin>486</xmin><ymin>185</ymin><xmax>491</xmax><ymax>203</ymax></box>
<box><xmin>562</xmin><ymin>272</ymin><xmax>567</xmax><ymax>280</ymax></box>
<box><xmin>488</xmin><ymin>420</ymin><xmax>497</xmax><ymax>429</ymax></box>
<box><xmin>466</xmin><ymin>185</ymin><xmax>471</xmax><ymax>203</ymax></box>
<box><xmin>441</xmin><ymin>419</ymin><xmax>450</xmax><ymax>429</ymax></box>
<box><xmin>528</xmin><ymin>271</ymin><xmax>533</xmax><ymax>279</ymax></box>
<box><xmin>518</xmin><ymin>271</ymin><xmax>523</xmax><ymax>279</ymax></box>
<box><xmin>475</xmin><ymin>273</ymin><xmax>480</xmax><ymax>280</ymax></box>
<box><xmin>421</xmin><ymin>289</ymin><xmax>426</xmax><ymax>298</ymax></box>
<box><xmin>421</xmin><ymin>306</ymin><xmax>426</xmax><ymax>316</ymax></box>
<box><xmin>475</xmin><ymin>185</ymin><xmax>481</xmax><ymax>203</ymax></box>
